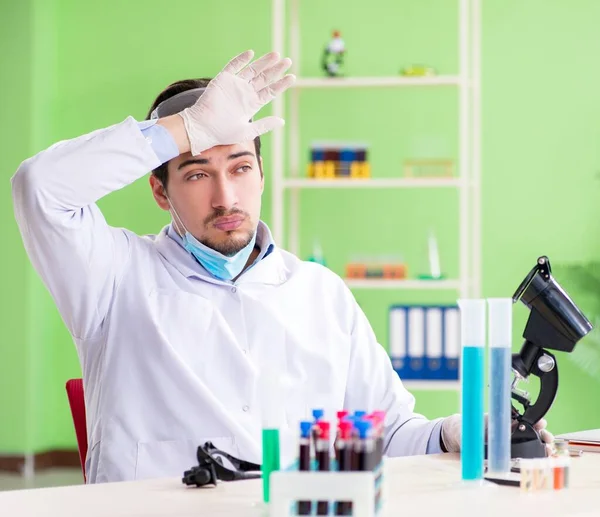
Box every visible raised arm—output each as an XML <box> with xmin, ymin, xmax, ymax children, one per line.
<box><xmin>11</xmin><ymin>117</ymin><xmax>162</xmax><ymax>339</ymax></box>
<box><xmin>11</xmin><ymin>50</ymin><xmax>295</xmax><ymax>341</ymax></box>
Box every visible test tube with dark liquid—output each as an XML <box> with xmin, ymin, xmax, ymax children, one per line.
<box><xmin>354</xmin><ymin>420</ymin><xmax>375</xmax><ymax>513</ymax></box>
<box><xmin>315</xmin><ymin>421</ymin><xmax>331</xmax><ymax>515</ymax></box>
<box><xmin>354</xmin><ymin>420</ymin><xmax>374</xmax><ymax>470</ymax></box>
<box><xmin>335</xmin><ymin>421</ymin><xmax>353</xmax><ymax>516</ymax></box>
<box><xmin>297</xmin><ymin>421</ymin><xmax>313</xmax><ymax>515</ymax></box>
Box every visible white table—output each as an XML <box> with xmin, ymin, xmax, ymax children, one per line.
<box><xmin>1</xmin><ymin>453</ymin><xmax>599</xmax><ymax>516</ymax></box>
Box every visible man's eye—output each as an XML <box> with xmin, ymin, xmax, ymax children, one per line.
<box><xmin>236</xmin><ymin>165</ymin><xmax>252</xmax><ymax>173</ymax></box>
<box><xmin>187</xmin><ymin>173</ymin><xmax>207</xmax><ymax>181</ymax></box>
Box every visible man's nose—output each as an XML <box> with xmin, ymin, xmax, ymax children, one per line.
<box><xmin>211</xmin><ymin>176</ymin><xmax>238</xmax><ymax>210</ymax></box>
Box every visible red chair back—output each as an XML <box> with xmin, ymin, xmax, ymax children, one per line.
<box><xmin>65</xmin><ymin>378</ymin><xmax>88</xmax><ymax>481</ymax></box>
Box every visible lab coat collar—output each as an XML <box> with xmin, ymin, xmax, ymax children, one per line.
<box><xmin>153</xmin><ymin>221</ymin><xmax>289</xmax><ymax>286</ymax></box>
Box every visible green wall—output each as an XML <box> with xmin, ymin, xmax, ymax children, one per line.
<box><xmin>0</xmin><ymin>0</ymin><xmax>32</xmax><ymax>454</ymax></box>
<box><xmin>2</xmin><ymin>0</ymin><xmax>600</xmax><ymax>454</ymax></box>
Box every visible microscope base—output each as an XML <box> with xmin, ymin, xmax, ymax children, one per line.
<box><xmin>484</xmin><ymin>421</ymin><xmax>547</xmax><ymax>460</ymax></box>
<box><xmin>510</xmin><ymin>420</ymin><xmax>547</xmax><ymax>458</ymax></box>
<box><xmin>510</xmin><ymin>437</ymin><xmax>546</xmax><ymax>459</ymax></box>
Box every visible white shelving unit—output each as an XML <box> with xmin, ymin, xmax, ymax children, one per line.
<box><xmin>272</xmin><ymin>0</ymin><xmax>481</xmax><ymax>300</ymax></box>
<box><xmin>284</xmin><ymin>178</ymin><xmax>462</xmax><ymax>189</ymax></box>
<box><xmin>295</xmin><ymin>76</ymin><xmax>463</xmax><ymax>88</ymax></box>
<box><xmin>270</xmin><ymin>1</ymin><xmax>481</xmax><ymax>389</ymax></box>
<box><xmin>345</xmin><ymin>279</ymin><xmax>462</xmax><ymax>291</ymax></box>
<box><xmin>403</xmin><ymin>380</ymin><xmax>461</xmax><ymax>392</ymax></box>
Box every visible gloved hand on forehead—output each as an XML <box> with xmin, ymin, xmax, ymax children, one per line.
<box><xmin>440</xmin><ymin>413</ymin><xmax>555</xmax><ymax>455</ymax></box>
<box><xmin>179</xmin><ymin>50</ymin><xmax>295</xmax><ymax>156</ymax></box>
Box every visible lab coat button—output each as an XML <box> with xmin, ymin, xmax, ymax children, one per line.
<box><xmin>242</xmin><ymin>405</ymin><xmax>249</xmax><ymax>412</ymax></box>
<box><xmin>231</xmin><ymin>287</ymin><xmax>237</xmax><ymax>293</ymax></box>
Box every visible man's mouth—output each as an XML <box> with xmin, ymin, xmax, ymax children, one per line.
<box><xmin>212</xmin><ymin>216</ymin><xmax>244</xmax><ymax>232</ymax></box>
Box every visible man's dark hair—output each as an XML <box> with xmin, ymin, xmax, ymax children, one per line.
<box><xmin>145</xmin><ymin>78</ymin><xmax>262</xmax><ymax>188</ymax></box>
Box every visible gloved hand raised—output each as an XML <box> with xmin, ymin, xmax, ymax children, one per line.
<box><xmin>179</xmin><ymin>50</ymin><xmax>295</xmax><ymax>156</ymax></box>
<box><xmin>440</xmin><ymin>413</ymin><xmax>555</xmax><ymax>455</ymax></box>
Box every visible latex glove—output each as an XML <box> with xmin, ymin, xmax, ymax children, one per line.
<box><xmin>441</xmin><ymin>413</ymin><xmax>554</xmax><ymax>454</ymax></box>
<box><xmin>179</xmin><ymin>50</ymin><xmax>295</xmax><ymax>155</ymax></box>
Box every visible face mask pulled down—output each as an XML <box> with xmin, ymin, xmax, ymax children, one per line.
<box><xmin>167</xmin><ymin>197</ymin><xmax>256</xmax><ymax>281</ymax></box>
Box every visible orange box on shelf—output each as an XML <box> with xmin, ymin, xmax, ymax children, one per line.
<box><xmin>382</xmin><ymin>264</ymin><xmax>407</xmax><ymax>279</ymax></box>
<box><xmin>346</xmin><ymin>263</ymin><xmax>368</xmax><ymax>278</ymax></box>
<box><xmin>346</xmin><ymin>262</ymin><xmax>407</xmax><ymax>279</ymax></box>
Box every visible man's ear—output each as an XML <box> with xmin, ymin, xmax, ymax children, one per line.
<box><xmin>149</xmin><ymin>174</ymin><xmax>170</xmax><ymax>211</ymax></box>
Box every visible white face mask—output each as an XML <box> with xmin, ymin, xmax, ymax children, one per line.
<box><xmin>166</xmin><ymin>195</ymin><xmax>256</xmax><ymax>281</ymax></box>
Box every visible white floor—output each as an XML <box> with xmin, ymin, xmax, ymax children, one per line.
<box><xmin>0</xmin><ymin>468</ymin><xmax>83</xmax><ymax>491</ymax></box>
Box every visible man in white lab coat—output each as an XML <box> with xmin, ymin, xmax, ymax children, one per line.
<box><xmin>12</xmin><ymin>51</ymin><xmax>549</xmax><ymax>484</ymax></box>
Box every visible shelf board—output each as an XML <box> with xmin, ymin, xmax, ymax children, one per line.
<box><xmin>345</xmin><ymin>279</ymin><xmax>461</xmax><ymax>290</ymax></box>
<box><xmin>402</xmin><ymin>380</ymin><xmax>460</xmax><ymax>391</ymax></box>
<box><xmin>283</xmin><ymin>178</ymin><xmax>461</xmax><ymax>189</ymax></box>
<box><xmin>294</xmin><ymin>76</ymin><xmax>462</xmax><ymax>88</ymax></box>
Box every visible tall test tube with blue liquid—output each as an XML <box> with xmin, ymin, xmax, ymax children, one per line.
<box><xmin>458</xmin><ymin>299</ymin><xmax>485</xmax><ymax>481</ymax></box>
<box><xmin>487</xmin><ymin>298</ymin><xmax>513</xmax><ymax>476</ymax></box>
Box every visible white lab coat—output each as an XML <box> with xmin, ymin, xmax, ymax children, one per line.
<box><xmin>11</xmin><ymin>116</ymin><xmax>442</xmax><ymax>483</ymax></box>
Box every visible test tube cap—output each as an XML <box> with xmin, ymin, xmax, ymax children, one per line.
<box><xmin>354</xmin><ymin>410</ymin><xmax>367</xmax><ymax>418</ymax></box>
<box><xmin>300</xmin><ymin>421</ymin><xmax>312</xmax><ymax>438</ymax></box>
<box><xmin>312</xmin><ymin>409</ymin><xmax>324</xmax><ymax>420</ymax></box>
<box><xmin>487</xmin><ymin>298</ymin><xmax>513</xmax><ymax>348</ymax></box>
<box><xmin>457</xmin><ymin>298</ymin><xmax>486</xmax><ymax>347</ymax></box>
<box><xmin>338</xmin><ymin>420</ymin><xmax>353</xmax><ymax>440</ymax></box>
<box><xmin>317</xmin><ymin>420</ymin><xmax>331</xmax><ymax>440</ymax></box>
<box><xmin>337</xmin><ymin>410</ymin><xmax>349</xmax><ymax>420</ymax></box>
<box><xmin>354</xmin><ymin>419</ymin><xmax>372</xmax><ymax>439</ymax></box>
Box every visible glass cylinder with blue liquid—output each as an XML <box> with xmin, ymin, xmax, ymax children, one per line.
<box><xmin>487</xmin><ymin>298</ymin><xmax>513</xmax><ymax>476</ymax></box>
<box><xmin>458</xmin><ymin>299</ymin><xmax>485</xmax><ymax>481</ymax></box>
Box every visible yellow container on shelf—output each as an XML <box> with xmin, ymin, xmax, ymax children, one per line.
<box><xmin>312</xmin><ymin>161</ymin><xmax>326</xmax><ymax>178</ymax></box>
<box><xmin>323</xmin><ymin>161</ymin><xmax>336</xmax><ymax>178</ymax></box>
<box><xmin>351</xmin><ymin>162</ymin><xmax>370</xmax><ymax>178</ymax></box>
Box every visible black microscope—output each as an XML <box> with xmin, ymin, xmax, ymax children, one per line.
<box><xmin>510</xmin><ymin>256</ymin><xmax>593</xmax><ymax>458</ymax></box>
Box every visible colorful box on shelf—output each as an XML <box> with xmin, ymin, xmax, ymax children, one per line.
<box><xmin>307</xmin><ymin>141</ymin><xmax>371</xmax><ymax>179</ymax></box>
<box><xmin>345</xmin><ymin>256</ymin><xmax>407</xmax><ymax>280</ymax></box>
<box><xmin>388</xmin><ymin>304</ymin><xmax>460</xmax><ymax>381</ymax></box>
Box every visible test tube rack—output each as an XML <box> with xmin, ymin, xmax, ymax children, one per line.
<box><xmin>269</xmin><ymin>461</ymin><xmax>385</xmax><ymax>517</ymax></box>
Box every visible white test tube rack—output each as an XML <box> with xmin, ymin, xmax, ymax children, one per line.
<box><xmin>269</xmin><ymin>462</ymin><xmax>385</xmax><ymax>517</ymax></box>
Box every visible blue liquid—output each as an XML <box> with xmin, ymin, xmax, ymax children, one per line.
<box><xmin>461</xmin><ymin>346</ymin><xmax>484</xmax><ymax>480</ymax></box>
<box><xmin>489</xmin><ymin>347</ymin><xmax>511</xmax><ymax>474</ymax></box>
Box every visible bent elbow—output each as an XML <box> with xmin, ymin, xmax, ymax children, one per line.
<box><xmin>10</xmin><ymin>155</ymin><xmax>55</xmax><ymax>228</ymax></box>
<box><xmin>11</xmin><ymin>156</ymin><xmax>42</xmax><ymax>204</ymax></box>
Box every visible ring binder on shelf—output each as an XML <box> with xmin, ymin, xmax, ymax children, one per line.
<box><xmin>388</xmin><ymin>304</ymin><xmax>460</xmax><ymax>381</ymax></box>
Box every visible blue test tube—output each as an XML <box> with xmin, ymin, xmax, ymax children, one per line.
<box><xmin>487</xmin><ymin>298</ymin><xmax>513</xmax><ymax>476</ymax></box>
<box><xmin>458</xmin><ymin>299</ymin><xmax>486</xmax><ymax>481</ymax></box>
